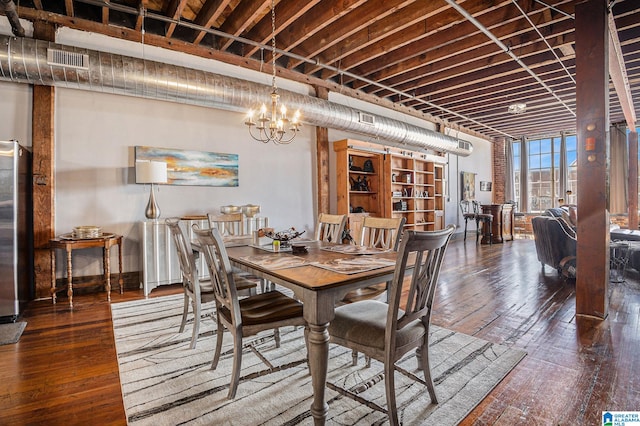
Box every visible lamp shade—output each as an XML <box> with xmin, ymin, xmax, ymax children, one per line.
<box><xmin>136</xmin><ymin>161</ymin><xmax>168</xmax><ymax>184</ymax></box>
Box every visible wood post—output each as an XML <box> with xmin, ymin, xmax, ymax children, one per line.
<box><xmin>575</xmin><ymin>0</ymin><xmax>609</xmax><ymax>319</ymax></box>
<box><xmin>32</xmin><ymin>21</ymin><xmax>56</xmax><ymax>299</ymax></box>
<box><xmin>315</xmin><ymin>86</ymin><xmax>330</xmax><ymax>215</ymax></box>
<box><xmin>629</xmin><ymin>131</ymin><xmax>639</xmax><ymax>230</ymax></box>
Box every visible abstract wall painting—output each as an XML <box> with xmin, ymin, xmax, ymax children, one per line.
<box><xmin>135</xmin><ymin>146</ymin><xmax>239</xmax><ymax>187</ymax></box>
<box><xmin>461</xmin><ymin>171</ymin><xmax>475</xmax><ymax>200</ymax></box>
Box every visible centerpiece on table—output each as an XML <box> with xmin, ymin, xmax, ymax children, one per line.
<box><xmin>263</xmin><ymin>227</ymin><xmax>305</xmax><ymax>248</ymax></box>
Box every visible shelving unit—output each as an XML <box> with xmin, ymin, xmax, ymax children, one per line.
<box><xmin>334</xmin><ymin>139</ymin><xmax>446</xmax><ymax>234</ymax></box>
<box><xmin>334</xmin><ymin>139</ymin><xmax>384</xmax><ymax>221</ymax></box>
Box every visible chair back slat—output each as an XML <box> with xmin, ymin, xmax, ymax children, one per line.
<box><xmin>315</xmin><ymin>213</ymin><xmax>347</xmax><ymax>243</ymax></box>
<box><xmin>166</xmin><ymin>218</ymin><xmax>200</xmax><ymax>298</ymax></box>
<box><xmin>192</xmin><ymin>225</ymin><xmax>242</xmax><ymax>325</ymax></box>
<box><xmin>359</xmin><ymin>216</ymin><xmax>406</xmax><ymax>250</ymax></box>
<box><xmin>387</xmin><ymin>225</ymin><xmax>455</xmax><ymax>333</ymax></box>
<box><xmin>207</xmin><ymin>212</ymin><xmax>245</xmax><ymax>236</ymax></box>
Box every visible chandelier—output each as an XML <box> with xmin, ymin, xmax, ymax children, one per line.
<box><xmin>245</xmin><ymin>0</ymin><xmax>301</xmax><ymax>144</ymax></box>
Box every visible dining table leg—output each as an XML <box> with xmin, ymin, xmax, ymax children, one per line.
<box><xmin>303</xmin><ymin>290</ymin><xmax>336</xmax><ymax>426</ymax></box>
<box><xmin>307</xmin><ymin>322</ymin><xmax>330</xmax><ymax>425</ymax></box>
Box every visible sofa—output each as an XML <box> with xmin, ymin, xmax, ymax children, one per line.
<box><xmin>531</xmin><ymin>214</ymin><xmax>576</xmax><ymax>276</ymax></box>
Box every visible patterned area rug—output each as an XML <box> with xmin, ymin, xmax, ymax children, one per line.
<box><xmin>111</xmin><ymin>295</ymin><xmax>526</xmax><ymax>425</ymax></box>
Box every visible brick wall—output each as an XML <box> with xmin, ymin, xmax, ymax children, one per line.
<box><xmin>492</xmin><ymin>138</ymin><xmax>506</xmax><ymax>204</ymax></box>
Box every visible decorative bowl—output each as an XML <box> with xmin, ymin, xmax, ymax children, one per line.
<box><xmin>73</xmin><ymin>226</ymin><xmax>102</xmax><ymax>239</ymax></box>
<box><xmin>242</xmin><ymin>204</ymin><xmax>261</xmax><ymax>218</ymax></box>
<box><xmin>264</xmin><ymin>228</ymin><xmax>305</xmax><ymax>246</ymax></box>
<box><xmin>220</xmin><ymin>205</ymin><xmax>241</xmax><ymax>214</ymax></box>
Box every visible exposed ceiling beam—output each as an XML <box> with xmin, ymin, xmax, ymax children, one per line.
<box><xmin>608</xmin><ymin>12</ymin><xmax>637</xmax><ymax>131</ymax></box>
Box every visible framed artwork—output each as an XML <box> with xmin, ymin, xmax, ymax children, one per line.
<box><xmin>461</xmin><ymin>171</ymin><xmax>475</xmax><ymax>200</ymax></box>
<box><xmin>135</xmin><ymin>146</ymin><xmax>239</xmax><ymax>187</ymax></box>
<box><xmin>480</xmin><ymin>181</ymin><xmax>492</xmax><ymax>191</ymax></box>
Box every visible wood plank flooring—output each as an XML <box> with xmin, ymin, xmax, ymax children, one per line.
<box><xmin>1</xmin><ymin>237</ymin><xmax>639</xmax><ymax>425</ymax></box>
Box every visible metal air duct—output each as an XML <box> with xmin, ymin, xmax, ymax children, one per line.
<box><xmin>0</xmin><ymin>35</ymin><xmax>472</xmax><ymax>156</ymax></box>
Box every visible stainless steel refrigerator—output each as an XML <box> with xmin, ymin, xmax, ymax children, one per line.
<box><xmin>0</xmin><ymin>141</ymin><xmax>33</xmax><ymax>322</ymax></box>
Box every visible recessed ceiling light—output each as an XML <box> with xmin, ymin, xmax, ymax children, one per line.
<box><xmin>508</xmin><ymin>103</ymin><xmax>527</xmax><ymax>114</ymax></box>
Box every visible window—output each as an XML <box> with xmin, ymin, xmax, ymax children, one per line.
<box><xmin>512</xmin><ymin>134</ymin><xmax>577</xmax><ymax>213</ymax></box>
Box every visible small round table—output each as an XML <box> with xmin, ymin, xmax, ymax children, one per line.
<box><xmin>49</xmin><ymin>233</ymin><xmax>123</xmax><ymax>307</ymax></box>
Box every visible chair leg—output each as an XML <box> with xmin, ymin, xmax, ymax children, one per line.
<box><xmin>351</xmin><ymin>349</ymin><xmax>358</xmax><ymax>366</ymax></box>
<box><xmin>274</xmin><ymin>327</ymin><xmax>281</xmax><ymax>348</ymax></box>
<box><xmin>463</xmin><ymin>219</ymin><xmax>468</xmax><ymax>242</ymax></box>
<box><xmin>475</xmin><ymin>219</ymin><xmax>481</xmax><ymax>244</ymax></box>
<box><xmin>419</xmin><ymin>341</ymin><xmax>438</xmax><ymax>404</ymax></box>
<box><xmin>227</xmin><ymin>329</ymin><xmax>243</xmax><ymax>399</ymax></box>
<box><xmin>384</xmin><ymin>360</ymin><xmax>399</xmax><ymax>426</ymax></box>
<box><xmin>189</xmin><ymin>299</ymin><xmax>201</xmax><ymax>349</ymax></box>
<box><xmin>178</xmin><ymin>293</ymin><xmax>189</xmax><ymax>333</ymax></box>
<box><xmin>211</xmin><ymin>315</ymin><xmax>224</xmax><ymax>370</ymax></box>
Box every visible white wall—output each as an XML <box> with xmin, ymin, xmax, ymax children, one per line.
<box><xmin>0</xmin><ymin>23</ymin><xmax>495</xmax><ymax>281</ymax></box>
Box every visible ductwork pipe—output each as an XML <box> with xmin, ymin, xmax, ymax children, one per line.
<box><xmin>0</xmin><ymin>1</ymin><xmax>24</xmax><ymax>37</ymax></box>
<box><xmin>0</xmin><ymin>35</ymin><xmax>472</xmax><ymax>156</ymax></box>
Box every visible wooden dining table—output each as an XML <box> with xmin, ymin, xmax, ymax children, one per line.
<box><xmin>224</xmin><ymin>240</ymin><xmax>401</xmax><ymax>425</ymax></box>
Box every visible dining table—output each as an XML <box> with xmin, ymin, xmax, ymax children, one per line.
<box><xmin>222</xmin><ymin>239</ymin><xmax>402</xmax><ymax>425</ymax></box>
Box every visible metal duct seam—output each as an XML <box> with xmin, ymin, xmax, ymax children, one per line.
<box><xmin>0</xmin><ymin>35</ymin><xmax>472</xmax><ymax>156</ymax></box>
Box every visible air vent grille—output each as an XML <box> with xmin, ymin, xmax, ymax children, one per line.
<box><xmin>458</xmin><ymin>140</ymin><xmax>471</xmax><ymax>151</ymax></box>
<box><xmin>358</xmin><ymin>112</ymin><xmax>375</xmax><ymax>126</ymax></box>
<box><xmin>47</xmin><ymin>49</ymin><xmax>89</xmax><ymax>70</ymax></box>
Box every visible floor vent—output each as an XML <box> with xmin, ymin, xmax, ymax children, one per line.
<box><xmin>358</xmin><ymin>112</ymin><xmax>375</xmax><ymax>126</ymax></box>
<box><xmin>47</xmin><ymin>49</ymin><xmax>89</xmax><ymax>69</ymax></box>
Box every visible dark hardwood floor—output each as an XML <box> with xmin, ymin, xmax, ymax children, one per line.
<box><xmin>1</xmin><ymin>237</ymin><xmax>639</xmax><ymax>425</ymax></box>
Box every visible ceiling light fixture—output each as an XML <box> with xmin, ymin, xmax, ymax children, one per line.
<box><xmin>508</xmin><ymin>103</ymin><xmax>527</xmax><ymax>114</ymax></box>
<box><xmin>245</xmin><ymin>0</ymin><xmax>301</xmax><ymax>144</ymax></box>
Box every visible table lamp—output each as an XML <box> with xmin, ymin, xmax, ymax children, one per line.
<box><xmin>136</xmin><ymin>160</ymin><xmax>168</xmax><ymax>219</ymax></box>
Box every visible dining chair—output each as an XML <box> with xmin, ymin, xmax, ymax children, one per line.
<box><xmin>207</xmin><ymin>212</ymin><xmax>244</xmax><ymax>236</ymax></box>
<box><xmin>166</xmin><ymin>218</ymin><xmax>257</xmax><ymax>349</ymax></box>
<box><xmin>343</xmin><ymin>216</ymin><xmax>407</xmax><ymax>303</ymax></box>
<box><xmin>342</xmin><ymin>216</ymin><xmax>406</xmax><ymax>365</ymax></box>
<box><xmin>192</xmin><ymin>225</ymin><xmax>306</xmax><ymax>399</ymax></box>
<box><xmin>328</xmin><ymin>225</ymin><xmax>455</xmax><ymax>426</ymax></box>
<box><xmin>472</xmin><ymin>200</ymin><xmax>493</xmax><ymax>244</ymax></box>
<box><xmin>315</xmin><ymin>213</ymin><xmax>347</xmax><ymax>243</ymax></box>
<box><xmin>459</xmin><ymin>199</ymin><xmax>476</xmax><ymax>242</ymax></box>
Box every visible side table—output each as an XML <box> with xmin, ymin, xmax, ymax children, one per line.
<box><xmin>49</xmin><ymin>233</ymin><xmax>124</xmax><ymax>307</ymax></box>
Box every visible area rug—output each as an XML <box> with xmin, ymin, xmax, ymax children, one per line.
<box><xmin>111</xmin><ymin>295</ymin><xmax>526</xmax><ymax>425</ymax></box>
<box><xmin>0</xmin><ymin>321</ymin><xmax>27</xmax><ymax>345</ymax></box>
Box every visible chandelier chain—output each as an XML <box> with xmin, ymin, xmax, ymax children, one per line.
<box><xmin>244</xmin><ymin>0</ymin><xmax>301</xmax><ymax>144</ymax></box>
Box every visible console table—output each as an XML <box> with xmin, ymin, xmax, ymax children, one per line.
<box><xmin>49</xmin><ymin>233</ymin><xmax>123</xmax><ymax>307</ymax></box>
<box><xmin>140</xmin><ymin>216</ymin><xmax>268</xmax><ymax>296</ymax></box>
<box><xmin>481</xmin><ymin>204</ymin><xmax>514</xmax><ymax>244</ymax></box>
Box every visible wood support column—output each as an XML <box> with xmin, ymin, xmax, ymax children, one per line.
<box><xmin>575</xmin><ymin>0</ymin><xmax>609</xmax><ymax>319</ymax></box>
<box><xmin>32</xmin><ymin>21</ymin><xmax>56</xmax><ymax>299</ymax></box>
<box><xmin>492</xmin><ymin>138</ymin><xmax>506</xmax><ymax>204</ymax></box>
<box><xmin>315</xmin><ymin>86</ymin><xmax>330</xmax><ymax>215</ymax></box>
<box><xmin>629</xmin><ymin>131</ymin><xmax>639</xmax><ymax>230</ymax></box>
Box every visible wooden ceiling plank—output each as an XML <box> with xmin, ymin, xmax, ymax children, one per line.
<box><xmin>316</xmin><ymin>0</ymin><xmax>495</xmax><ymax>80</ymax></box>
<box><xmin>134</xmin><ymin>0</ymin><xmax>149</xmax><ymax>32</ymax></box>
<box><xmin>163</xmin><ymin>0</ymin><xmax>188</xmax><ymax>37</ymax></box>
<box><xmin>286</xmin><ymin>0</ymin><xmax>416</xmax><ymax>71</ymax></box>
<box><xmin>242</xmin><ymin>0</ymin><xmax>321</xmax><ymax>58</ymax></box>
<box><xmin>218</xmin><ymin>0</ymin><xmax>271</xmax><ymax>51</ymax></box>
<box><xmin>65</xmin><ymin>0</ymin><xmax>74</xmax><ymax>18</ymax></box>
<box><xmin>369</xmin><ymin>27</ymin><xmax>575</xmax><ymax>102</ymax></box>
<box><xmin>351</xmin><ymin>1</ymin><xmax>573</xmax><ymax>90</ymax></box>
<box><xmin>193</xmin><ymin>0</ymin><xmax>233</xmax><ymax>45</ymax></box>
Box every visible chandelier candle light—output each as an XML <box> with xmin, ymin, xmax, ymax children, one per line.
<box><xmin>136</xmin><ymin>160</ymin><xmax>168</xmax><ymax>220</ymax></box>
<box><xmin>245</xmin><ymin>0</ymin><xmax>301</xmax><ymax>144</ymax></box>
